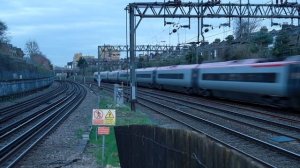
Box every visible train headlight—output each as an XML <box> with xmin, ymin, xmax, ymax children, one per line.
<box><xmin>291</xmin><ymin>72</ymin><xmax>300</xmax><ymax>79</ymax></box>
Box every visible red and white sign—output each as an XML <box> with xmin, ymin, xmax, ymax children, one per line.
<box><xmin>92</xmin><ymin>109</ymin><xmax>116</xmax><ymax>126</ymax></box>
<box><xmin>98</xmin><ymin>127</ymin><xmax>110</xmax><ymax>135</ymax></box>
<box><xmin>92</xmin><ymin>109</ymin><xmax>104</xmax><ymax>125</ymax></box>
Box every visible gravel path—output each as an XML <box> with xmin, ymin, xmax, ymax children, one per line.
<box><xmin>16</xmin><ymin>84</ymin><xmax>99</xmax><ymax>168</ymax></box>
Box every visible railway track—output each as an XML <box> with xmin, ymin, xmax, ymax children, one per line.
<box><xmin>101</xmin><ymin>83</ymin><xmax>300</xmax><ymax>168</ymax></box>
<box><xmin>0</xmin><ymin>81</ymin><xmax>86</xmax><ymax>167</ymax></box>
<box><xmin>150</xmin><ymin>88</ymin><xmax>300</xmax><ymax>125</ymax></box>
<box><xmin>0</xmin><ymin>81</ymin><xmax>68</xmax><ymax>124</ymax></box>
<box><xmin>138</xmin><ymin>90</ymin><xmax>300</xmax><ymax>139</ymax></box>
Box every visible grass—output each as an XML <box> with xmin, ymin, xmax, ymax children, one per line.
<box><xmin>76</xmin><ymin>128</ymin><xmax>84</xmax><ymax>139</ymax></box>
<box><xmin>89</xmin><ymin>93</ymin><xmax>153</xmax><ymax>167</ymax></box>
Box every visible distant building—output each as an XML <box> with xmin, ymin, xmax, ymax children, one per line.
<box><xmin>73</xmin><ymin>52</ymin><xmax>82</xmax><ymax>68</ymax></box>
<box><xmin>101</xmin><ymin>45</ymin><xmax>120</xmax><ymax>61</ymax></box>
<box><xmin>0</xmin><ymin>43</ymin><xmax>24</xmax><ymax>58</ymax></box>
<box><xmin>71</xmin><ymin>53</ymin><xmax>98</xmax><ymax>68</ymax></box>
<box><xmin>83</xmin><ymin>56</ymin><xmax>97</xmax><ymax>66</ymax></box>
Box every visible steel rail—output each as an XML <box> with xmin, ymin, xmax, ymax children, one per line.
<box><xmin>146</xmin><ymin>88</ymin><xmax>300</xmax><ymax>124</ymax></box>
<box><xmin>0</xmin><ymin>84</ymin><xmax>76</xmax><ymax>139</ymax></box>
<box><xmin>0</xmin><ymin>81</ymin><xmax>63</xmax><ymax>115</ymax></box>
<box><xmin>6</xmin><ymin>84</ymin><xmax>86</xmax><ymax>168</ymax></box>
<box><xmin>137</xmin><ymin>95</ymin><xmax>300</xmax><ymax>159</ymax></box>
<box><xmin>138</xmin><ymin>91</ymin><xmax>300</xmax><ymax>140</ymax></box>
<box><xmin>100</xmin><ymin>85</ymin><xmax>275</xmax><ymax>168</ymax></box>
<box><xmin>139</xmin><ymin>89</ymin><xmax>300</xmax><ymax>131</ymax></box>
<box><xmin>0</xmin><ymin>82</ymin><xmax>86</xmax><ymax>167</ymax></box>
<box><xmin>101</xmin><ymin>84</ymin><xmax>300</xmax><ymax>167</ymax></box>
<box><xmin>0</xmin><ymin>82</ymin><xmax>68</xmax><ymax>124</ymax></box>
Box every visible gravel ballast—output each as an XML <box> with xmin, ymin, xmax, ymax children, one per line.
<box><xmin>16</xmin><ymin>84</ymin><xmax>99</xmax><ymax>168</ymax></box>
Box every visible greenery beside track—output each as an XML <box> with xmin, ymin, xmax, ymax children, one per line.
<box><xmin>89</xmin><ymin>92</ymin><xmax>153</xmax><ymax>167</ymax></box>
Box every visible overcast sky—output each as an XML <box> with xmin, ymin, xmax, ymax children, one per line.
<box><xmin>0</xmin><ymin>0</ymin><xmax>297</xmax><ymax>66</ymax></box>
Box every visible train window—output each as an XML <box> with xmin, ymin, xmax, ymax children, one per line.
<box><xmin>136</xmin><ymin>74</ymin><xmax>151</xmax><ymax>78</ymax></box>
<box><xmin>202</xmin><ymin>73</ymin><xmax>277</xmax><ymax>83</ymax></box>
<box><xmin>120</xmin><ymin>74</ymin><xmax>128</xmax><ymax>77</ymax></box>
<box><xmin>158</xmin><ymin>73</ymin><xmax>184</xmax><ymax>79</ymax></box>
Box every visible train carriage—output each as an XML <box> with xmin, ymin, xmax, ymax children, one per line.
<box><xmin>155</xmin><ymin>64</ymin><xmax>199</xmax><ymax>93</ymax></box>
<box><xmin>136</xmin><ymin>67</ymin><xmax>157</xmax><ymax>87</ymax></box>
<box><xmin>286</xmin><ymin>56</ymin><xmax>300</xmax><ymax>109</ymax></box>
<box><xmin>100</xmin><ymin>71</ymin><xmax>109</xmax><ymax>82</ymax></box>
<box><xmin>93</xmin><ymin>72</ymin><xmax>99</xmax><ymax>82</ymax></box>
<box><xmin>107</xmin><ymin>71</ymin><xmax>119</xmax><ymax>83</ymax></box>
<box><xmin>94</xmin><ymin>55</ymin><xmax>300</xmax><ymax>110</ymax></box>
<box><xmin>197</xmin><ymin>58</ymin><xmax>300</xmax><ymax>108</ymax></box>
<box><xmin>118</xmin><ymin>70</ymin><xmax>130</xmax><ymax>83</ymax></box>
<box><xmin>94</xmin><ymin>71</ymin><xmax>109</xmax><ymax>82</ymax></box>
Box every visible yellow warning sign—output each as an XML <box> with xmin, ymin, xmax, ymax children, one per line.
<box><xmin>105</xmin><ymin>110</ymin><xmax>114</xmax><ymax>118</ymax></box>
<box><xmin>104</xmin><ymin>109</ymin><xmax>116</xmax><ymax>125</ymax></box>
<box><xmin>92</xmin><ymin>109</ymin><xmax>116</xmax><ymax>126</ymax></box>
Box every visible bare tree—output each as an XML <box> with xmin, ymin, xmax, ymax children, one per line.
<box><xmin>25</xmin><ymin>40</ymin><xmax>41</xmax><ymax>57</ymax></box>
<box><xmin>25</xmin><ymin>40</ymin><xmax>52</xmax><ymax>70</ymax></box>
<box><xmin>234</xmin><ymin>18</ymin><xmax>260</xmax><ymax>39</ymax></box>
<box><xmin>0</xmin><ymin>20</ymin><xmax>9</xmax><ymax>43</ymax></box>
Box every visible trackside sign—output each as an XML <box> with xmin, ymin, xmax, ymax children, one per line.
<box><xmin>92</xmin><ymin>109</ymin><xmax>116</xmax><ymax>126</ymax></box>
<box><xmin>98</xmin><ymin>127</ymin><xmax>110</xmax><ymax>135</ymax></box>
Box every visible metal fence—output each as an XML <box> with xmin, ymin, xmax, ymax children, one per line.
<box><xmin>115</xmin><ymin>125</ymin><xmax>263</xmax><ymax>168</ymax></box>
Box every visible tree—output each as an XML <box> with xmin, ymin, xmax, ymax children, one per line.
<box><xmin>253</xmin><ymin>27</ymin><xmax>272</xmax><ymax>47</ymax></box>
<box><xmin>185</xmin><ymin>44</ymin><xmax>197</xmax><ymax>64</ymax></box>
<box><xmin>77</xmin><ymin>57</ymin><xmax>88</xmax><ymax>75</ymax></box>
<box><xmin>213</xmin><ymin>38</ymin><xmax>221</xmax><ymax>43</ymax></box>
<box><xmin>25</xmin><ymin>40</ymin><xmax>41</xmax><ymax>57</ymax></box>
<box><xmin>0</xmin><ymin>20</ymin><xmax>9</xmax><ymax>43</ymax></box>
<box><xmin>234</xmin><ymin>18</ymin><xmax>260</xmax><ymax>39</ymax></box>
<box><xmin>25</xmin><ymin>40</ymin><xmax>52</xmax><ymax>70</ymax></box>
<box><xmin>137</xmin><ymin>56</ymin><xmax>145</xmax><ymax>68</ymax></box>
<box><xmin>225</xmin><ymin>35</ymin><xmax>234</xmax><ymax>43</ymax></box>
<box><xmin>272</xmin><ymin>30</ymin><xmax>290</xmax><ymax>58</ymax></box>
<box><xmin>252</xmin><ymin>26</ymin><xmax>273</xmax><ymax>57</ymax></box>
<box><xmin>185</xmin><ymin>52</ymin><xmax>195</xmax><ymax>64</ymax></box>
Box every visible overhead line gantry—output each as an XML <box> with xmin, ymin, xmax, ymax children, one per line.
<box><xmin>98</xmin><ymin>45</ymin><xmax>184</xmax><ymax>52</ymax></box>
<box><xmin>125</xmin><ymin>0</ymin><xmax>300</xmax><ymax>111</ymax></box>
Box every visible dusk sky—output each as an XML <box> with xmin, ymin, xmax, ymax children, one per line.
<box><xmin>0</xmin><ymin>0</ymin><xmax>296</xmax><ymax>66</ymax></box>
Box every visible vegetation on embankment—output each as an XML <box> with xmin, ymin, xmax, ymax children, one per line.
<box><xmin>89</xmin><ymin>92</ymin><xmax>153</xmax><ymax>167</ymax></box>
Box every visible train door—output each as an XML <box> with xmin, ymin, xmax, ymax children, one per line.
<box><xmin>153</xmin><ymin>70</ymin><xmax>157</xmax><ymax>86</ymax></box>
<box><xmin>288</xmin><ymin>63</ymin><xmax>300</xmax><ymax>109</ymax></box>
<box><xmin>192</xmin><ymin>68</ymin><xmax>199</xmax><ymax>88</ymax></box>
<box><xmin>117</xmin><ymin>72</ymin><xmax>119</xmax><ymax>83</ymax></box>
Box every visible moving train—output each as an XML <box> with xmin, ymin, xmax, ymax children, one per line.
<box><xmin>94</xmin><ymin>56</ymin><xmax>300</xmax><ymax>110</ymax></box>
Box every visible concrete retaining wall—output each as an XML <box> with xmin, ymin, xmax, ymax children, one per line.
<box><xmin>0</xmin><ymin>77</ymin><xmax>54</xmax><ymax>97</ymax></box>
<box><xmin>115</xmin><ymin>125</ymin><xmax>265</xmax><ymax>168</ymax></box>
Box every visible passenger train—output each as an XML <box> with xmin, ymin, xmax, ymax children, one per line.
<box><xmin>94</xmin><ymin>56</ymin><xmax>300</xmax><ymax>110</ymax></box>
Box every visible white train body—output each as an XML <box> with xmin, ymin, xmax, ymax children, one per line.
<box><xmin>94</xmin><ymin>56</ymin><xmax>300</xmax><ymax>110</ymax></box>
<box><xmin>155</xmin><ymin>65</ymin><xmax>198</xmax><ymax>88</ymax></box>
<box><xmin>198</xmin><ymin>61</ymin><xmax>291</xmax><ymax>96</ymax></box>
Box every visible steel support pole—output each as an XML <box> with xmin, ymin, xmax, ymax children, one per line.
<box><xmin>201</xmin><ymin>1</ymin><xmax>204</xmax><ymax>43</ymax></box>
<box><xmin>102</xmin><ymin>135</ymin><xmax>105</xmax><ymax>167</ymax></box>
<box><xmin>197</xmin><ymin>0</ymin><xmax>200</xmax><ymax>64</ymax></box>
<box><xmin>298</xmin><ymin>10</ymin><xmax>300</xmax><ymax>26</ymax></box>
<box><xmin>126</xmin><ymin>7</ymin><xmax>129</xmax><ymax>87</ymax></box>
<box><xmin>129</xmin><ymin>6</ymin><xmax>136</xmax><ymax>111</ymax></box>
<box><xmin>97</xmin><ymin>46</ymin><xmax>101</xmax><ymax>87</ymax></box>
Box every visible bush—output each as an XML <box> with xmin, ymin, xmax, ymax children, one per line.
<box><xmin>0</xmin><ymin>54</ymin><xmax>53</xmax><ymax>81</ymax></box>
